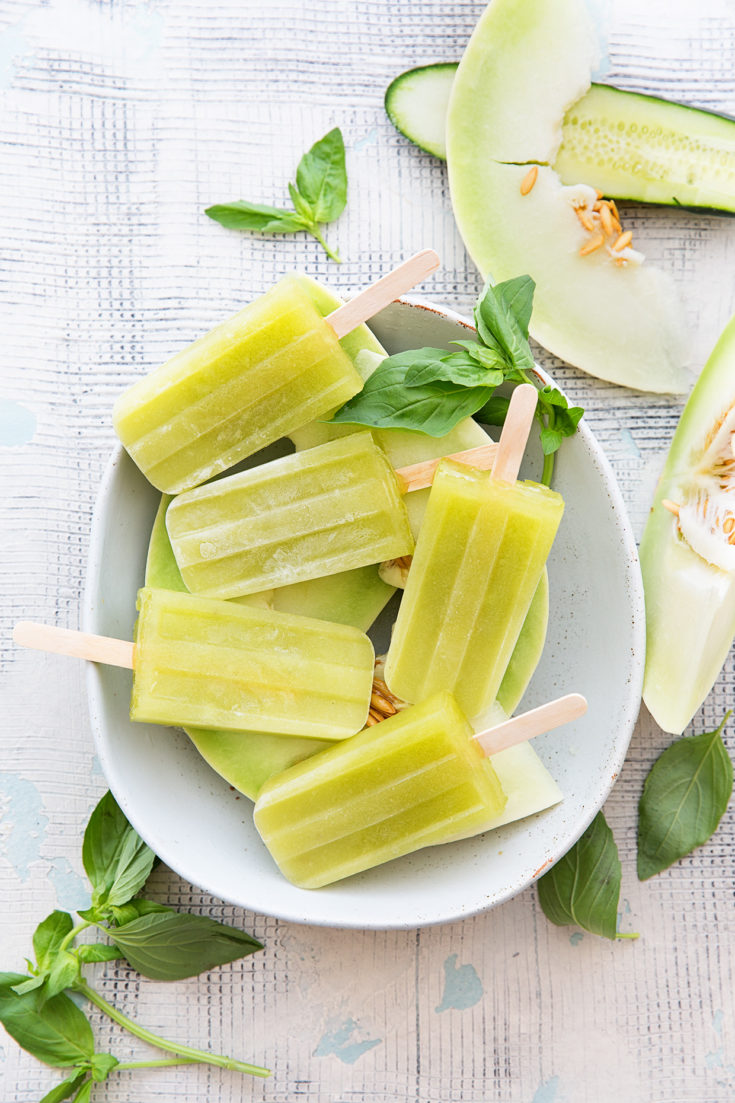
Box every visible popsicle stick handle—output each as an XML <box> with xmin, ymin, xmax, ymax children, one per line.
<box><xmin>13</xmin><ymin>621</ymin><xmax>135</xmax><ymax>670</ymax></box>
<box><xmin>394</xmin><ymin>443</ymin><xmax>498</xmax><ymax>494</ymax></box>
<box><xmin>326</xmin><ymin>249</ymin><xmax>440</xmax><ymax>338</ymax></box>
<box><xmin>491</xmin><ymin>383</ymin><xmax>538</xmax><ymax>483</ymax></box>
<box><xmin>473</xmin><ymin>693</ymin><xmax>587</xmax><ymax>757</ymax></box>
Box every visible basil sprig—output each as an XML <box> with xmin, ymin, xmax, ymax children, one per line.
<box><xmin>637</xmin><ymin>713</ymin><xmax>733</xmax><ymax>880</ymax></box>
<box><xmin>0</xmin><ymin>791</ymin><xmax>270</xmax><ymax>1098</ymax></box>
<box><xmin>206</xmin><ymin>127</ymin><xmax>347</xmax><ymax>261</ymax></box>
<box><xmin>537</xmin><ymin>812</ymin><xmax>638</xmax><ymax>941</ymax></box>
<box><xmin>330</xmin><ymin>275</ymin><xmax>584</xmax><ymax>486</ymax></box>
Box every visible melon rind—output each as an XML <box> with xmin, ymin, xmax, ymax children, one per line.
<box><xmin>446</xmin><ymin>0</ymin><xmax>689</xmax><ymax>393</ymax></box>
<box><xmin>640</xmin><ymin>313</ymin><xmax>735</xmax><ymax>733</ymax></box>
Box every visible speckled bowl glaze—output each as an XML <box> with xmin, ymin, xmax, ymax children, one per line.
<box><xmin>84</xmin><ymin>297</ymin><xmax>645</xmax><ymax>929</ymax></box>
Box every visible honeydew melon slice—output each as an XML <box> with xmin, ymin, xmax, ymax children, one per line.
<box><xmin>446</xmin><ymin>0</ymin><xmax>689</xmax><ymax>393</ymax></box>
<box><xmin>640</xmin><ymin>313</ymin><xmax>735</xmax><ymax>734</ymax></box>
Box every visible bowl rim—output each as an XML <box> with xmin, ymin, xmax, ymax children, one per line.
<box><xmin>83</xmin><ymin>294</ymin><xmax>646</xmax><ymax>929</ymax></box>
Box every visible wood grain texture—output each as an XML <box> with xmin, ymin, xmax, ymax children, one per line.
<box><xmin>1</xmin><ymin>1</ymin><xmax>735</xmax><ymax>1101</ymax></box>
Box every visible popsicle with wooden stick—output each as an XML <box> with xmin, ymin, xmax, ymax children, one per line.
<box><xmin>384</xmin><ymin>383</ymin><xmax>565</xmax><ymax>718</ymax></box>
<box><xmin>13</xmin><ymin>588</ymin><xmax>375</xmax><ymax>740</ymax></box>
<box><xmin>164</xmin><ymin>429</ymin><xmax>503</xmax><ymax>600</ymax></box>
<box><xmin>113</xmin><ymin>250</ymin><xmax>440</xmax><ymax>494</ymax></box>
<box><xmin>253</xmin><ymin>689</ymin><xmax>587</xmax><ymax>889</ymax></box>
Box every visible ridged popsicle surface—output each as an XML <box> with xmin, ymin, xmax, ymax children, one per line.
<box><xmin>384</xmin><ymin>460</ymin><xmax>564</xmax><ymax>717</ymax></box>
<box><xmin>131</xmin><ymin>587</ymin><xmax>374</xmax><ymax>739</ymax></box>
<box><xmin>166</xmin><ymin>432</ymin><xmax>414</xmax><ymax>598</ymax></box>
<box><xmin>113</xmin><ymin>278</ymin><xmax>363</xmax><ymax>493</ymax></box>
<box><xmin>253</xmin><ymin>692</ymin><xmax>506</xmax><ymax>888</ymax></box>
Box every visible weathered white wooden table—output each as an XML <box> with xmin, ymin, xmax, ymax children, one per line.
<box><xmin>2</xmin><ymin>1</ymin><xmax>735</xmax><ymax>1100</ymax></box>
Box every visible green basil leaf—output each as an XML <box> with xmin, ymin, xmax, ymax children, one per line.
<box><xmin>330</xmin><ymin>361</ymin><xmax>493</xmax><ymax>437</ymax></box>
<box><xmin>82</xmin><ymin>791</ymin><xmax>156</xmax><ymax>910</ymax></box>
<box><xmin>494</xmin><ymin>274</ymin><xmax>535</xmax><ymax>339</ymax></box>
<box><xmin>111</xmin><ymin>908</ymin><xmax>263</xmax><ymax>981</ymax></box>
<box><xmin>0</xmin><ymin>978</ymin><xmax>95</xmax><ymax>1066</ymax></box>
<box><xmin>72</xmin><ymin>1080</ymin><xmax>93</xmax><ymax>1103</ymax></box>
<box><xmin>474</xmin><ymin>276</ymin><xmax>536</xmax><ymax>373</ymax></box>
<box><xmin>75</xmin><ymin>944</ymin><xmax>121</xmax><ymax>964</ymax></box>
<box><xmin>204</xmin><ymin>201</ymin><xmax>307</xmax><ymax>234</ymax></box>
<box><xmin>294</xmin><ymin>127</ymin><xmax>347</xmax><ymax>224</ymax></box>
<box><xmin>33</xmin><ymin>913</ymin><xmax>74</xmax><ymax>972</ymax></box>
<box><xmin>39</xmin><ymin>1070</ymin><xmax>88</xmax><ymax>1103</ymax></box>
<box><xmin>12</xmin><ymin>975</ymin><xmax>45</xmax><ymax>995</ymax></box>
<box><xmin>109</xmin><ymin>899</ymin><xmax>171</xmax><ymax>926</ymax></box>
<box><xmin>43</xmin><ymin>953</ymin><xmax>81</xmax><ymax>1002</ymax></box>
<box><xmin>89</xmin><ymin>1052</ymin><xmax>119</xmax><ymax>1082</ymax></box>
<box><xmin>637</xmin><ymin>714</ymin><xmax>733</xmax><ymax>881</ymax></box>
<box><xmin>453</xmin><ymin>341</ymin><xmax>508</xmax><ymax>372</ymax></box>
<box><xmin>539</xmin><ymin>426</ymin><xmax>564</xmax><ymax>456</ymax></box>
<box><xmin>537</xmin><ymin>812</ymin><xmax>625</xmax><ymax>940</ymax></box>
<box><xmin>287</xmin><ymin>181</ymin><xmax>315</xmax><ymax>223</ymax></box>
<box><xmin>404</xmin><ymin>350</ymin><xmax>504</xmax><ymax>389</ymax></box>
<box><xmin>475</xmin><ymin>395</ymin><xmax>510</xmax><ymax>426</ymax></box>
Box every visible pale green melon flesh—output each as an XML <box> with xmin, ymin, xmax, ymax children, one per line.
<box><xmin>556</xmin><ymin>84</ymin><xmax>735</xmax><ymax>212</ymax></box>
<box><xmin>446</xmin><ymin>0</ymin><xmax>688</xmax><ymax>393</ymax></box>
<box><xmin>641</xmin><ymin>313</ymin><xmax>735</xmax><ymax>733</ymax></box>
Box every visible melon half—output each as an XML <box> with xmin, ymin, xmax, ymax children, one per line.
<box><xmin>446</xmin><ymin>0</ymin><xmax>689</xmax><ymax>393</ymax></box>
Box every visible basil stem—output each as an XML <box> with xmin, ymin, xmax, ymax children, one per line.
<box><xmin>74</xmin><ymin>980</ymin><xmax>270</xmax><ymax>1079</ymax></box>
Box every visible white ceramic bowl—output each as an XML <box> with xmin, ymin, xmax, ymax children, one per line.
<box><xmin>84</xmin><ymin>298</ymin><xmax>645</xmax><ymax>929</ymax></box>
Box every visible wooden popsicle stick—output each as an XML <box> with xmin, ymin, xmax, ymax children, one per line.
<box><xmin>490</xmin><ymin>382</ymin><xmax>538</xmax><ymax>483</ymax></box>
<box><xmin>326</xmin><ymin>249</ymin><xmax>440</xmax><ymax>339</ymax></box>
<box><xmin>13</xmin><ymin>621</ymin><xmax>135</xmax><ymax>670</ymax></box>
<box><xmin>393</xmin><ymin>443</ymin><xmax>498</xmax><ymax>494</ymax></box>
<box><xmin>473</xmin><ymin>693</ymin><xmax>588</xmax><ymax>757</ymax></box>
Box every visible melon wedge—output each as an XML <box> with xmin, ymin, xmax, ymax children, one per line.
<box><xmin>446</xmin><ymin>0</ymin><xmax>689</xmax><ymax>393</ymax></box>
<box><xmin>641</xmin><ymin>313</ymin><xmax>735</xmax><ymax>733</ymax></box>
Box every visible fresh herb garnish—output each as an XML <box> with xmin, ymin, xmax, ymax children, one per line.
<box><xmin>637</xmin><ymin>712</ymin><xmax>733</xmax><ymax>881</ymax></box>
<box><xmin>206</xmin><ymin>127</ymin><xmax>347</xmax><ymax>261</ymax></box>
<box><xmin>329</xmin><ymin>275</ymin><xmax>584</xmax><ymax>485</ymax></box>
<box><xmin>537</xmin><ymin>812</ymin><xmax>638</xmax><ymax>941</ymax></box>
<box><xmin>0</xmin><ymin>791</ymin><xmax>269</xmax><ymax>1098</ymax></box>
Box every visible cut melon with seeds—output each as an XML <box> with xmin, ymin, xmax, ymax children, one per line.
<box><xmin>446</xmin><ymin>0</ymin><xmax>689</xmax><ymax>393</ymax></box>
<box><xmin>641</xmin><ymin>313</ymin><xmax>735</xmax><ymax>734</ymax></box>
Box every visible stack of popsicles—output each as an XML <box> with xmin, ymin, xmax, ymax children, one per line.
<box><xmin>15</xmin><ymin>258</ymin><xmax>585</xmax><ymax>890</ymax></box>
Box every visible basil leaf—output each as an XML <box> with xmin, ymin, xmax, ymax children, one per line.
<box><xmin>540</xmin><ymin>426</ymin><xmax>564</xmax><ymax>456</ymax></box>
<box><xmin>109</xmin><ymin>899</ymin><xmax>172</xmax><ymax>926</ymax></box>
<box><xmin>329</xmin><ymin>361</ymin><xmax>493</xmax><ymax>437</ymax></box>
<box><xmin>288</xmin><ymin>181</ymin><xmax>314</xmax><ymax>222</ymax></box>
<box><xmin>495</xmin><ymin>274</ymin><xmax>535</xmax><ymax>339</ymax></box>
<box><xmin>12</xmin><ymin>975</ymin><xmax>45</xmax><ymax>995</ymax></box>
<box><xmin>111</xmin><ymin>908</ymin><xmax>263</xmax><ymax>981</ymax></box>
<box><xmin>204</xmin><ymin>201</ymin><xmax>306</xmax><ymax>235</ymax></box>
<box><xmin>0</xmin><ymin>977</ymin><xmax>95</xmax><ymax>1067</ymax></box>
<box><xmin>474</xmin><ymin>276</ymin><xmax>536</xmax><ymax>373</ymax></box>
<box><xmin>537</xmin><ymin>813</ymin><xmax>626</xmax><ymax>940</ymax></box>
<box><xmin>39</xmin><ymin>1070</ymin><xmax>88</xmax><ymax>1103</ymax></box>
<box><xmin>82</xmin><ymin>792</ymin><xmax>156</xmax><ymax>910</ymax></box>
<box><xmin>43</xmin><ymin>952</ymin><xmax>81</xmax><ymax>1002</ymax></box>
<box><xmin>637</xmin><ymin>714</ymin><xmax>733</xmax><ymax>881</ymax></box>
<box><xmin>475</xmin><ymin>395</ymin><xmax>510</xmax><ymax>426</ymax></box>
<box><xmin>74</xmin><ymin>944</ymin><xmax>121</xmax><ymax>964</ymax></box>
<box><xmin>72</xmin><ymin>1081</ymin><xmax>93</xmax><ymax>1103</ymax></box>
<box><xmin>294</xmin><ymin>127</ymin><xmax>347</xmax><ymax>223</ymax></box>
<box><xmin>404</xmin><ymin>350</ymin><xmax>504</xmax><ymax>389</ymax></box>
<box><xmin>89</xmin><ymin>1052</ymin><xmax>118</xmax><ymax>1082</ymax></box>
<box><xmin>33</xmin><ymin>913</ymin><xmax>74</xmax><ymax>972</ymax></box>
